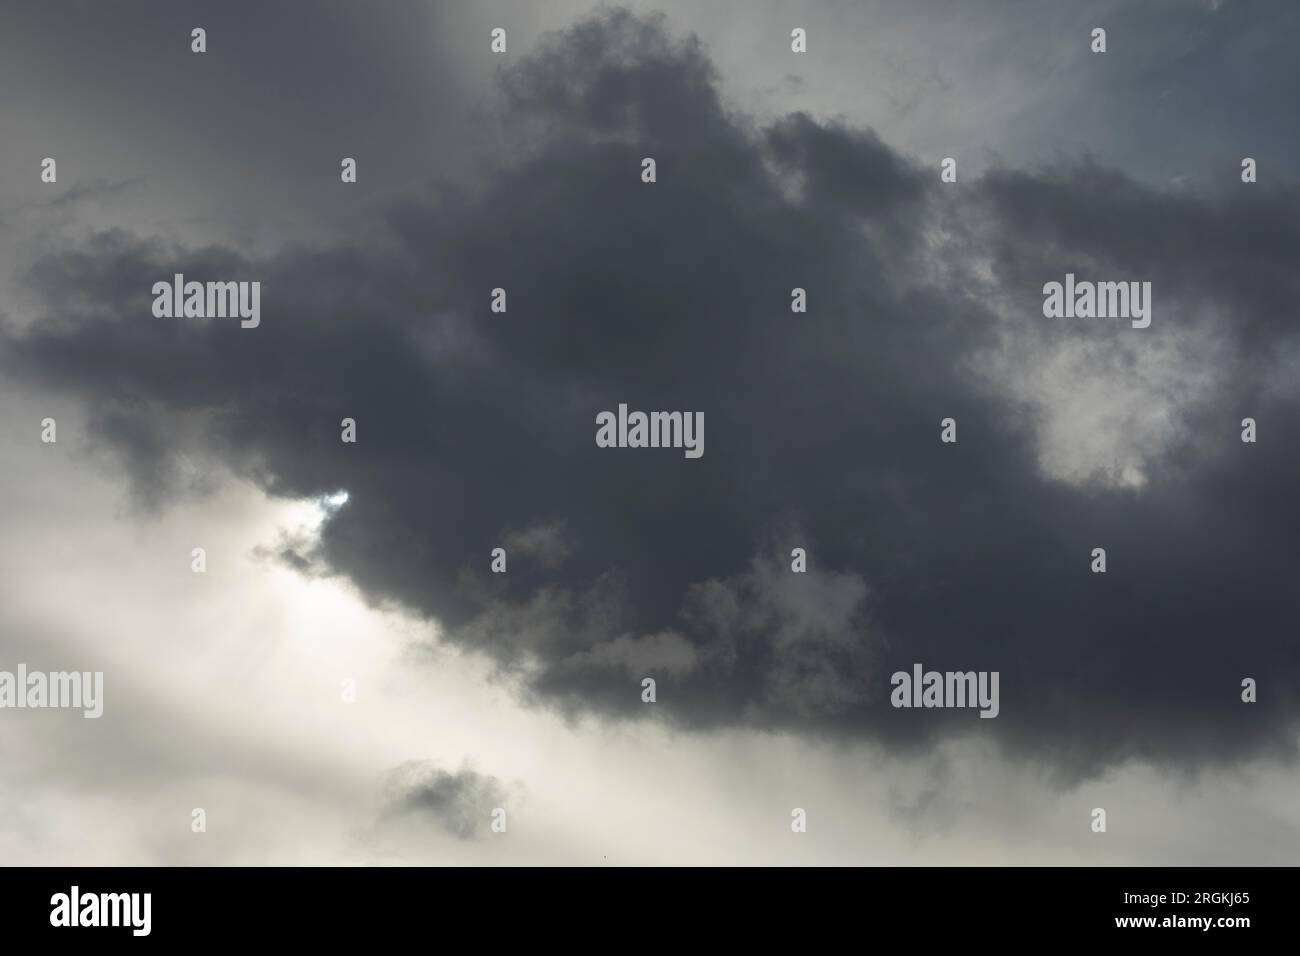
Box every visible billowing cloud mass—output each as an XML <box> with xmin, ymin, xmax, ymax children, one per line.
<box><xmin>5</xmin><ymin>8</ymin><xmax>1300</xmax><ymax>783</ymax></box>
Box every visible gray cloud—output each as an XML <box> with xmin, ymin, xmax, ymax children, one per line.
<box><xmin>5</xmin><ymin>8</ymin><xmax>1300</xmax><ymax>783</ymax></box>
<box><xmin>381</xmin><ymin>762</ymin><xmax>509</xmax><ymax>840</ymax></box>
<box><xmin>501</xmin><ymin>518</ymin><xmax>576</xmax><ymax>570</ymax></box>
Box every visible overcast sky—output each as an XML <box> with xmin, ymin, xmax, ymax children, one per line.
<box><xmin>2</xmin><ymin>0</ymin><xmax>1299</xmax><ymax>865</ymax></box>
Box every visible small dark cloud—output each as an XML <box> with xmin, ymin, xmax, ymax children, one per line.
<box><xmin>381</xmin><ymin>762</ymin><xmax>508</xmax><ymax>840</ymax></box>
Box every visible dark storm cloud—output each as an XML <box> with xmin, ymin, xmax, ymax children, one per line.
<box><xmin>382</xmin><ymin>762</ymin><xmax>508</xmax><ymax>840</ymax></box>
<box><xmin>5</xmin><ymin>9</ymin><xmax>1300</xmax><ymax>780</ymax></box>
